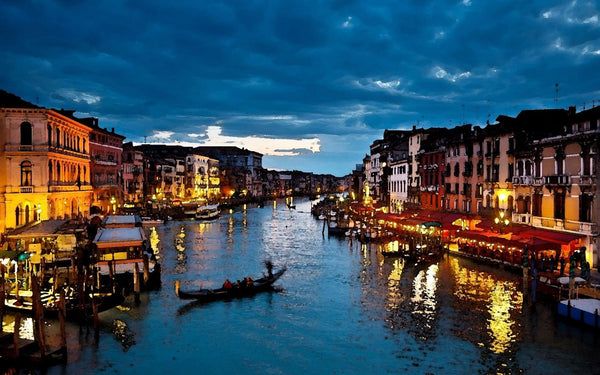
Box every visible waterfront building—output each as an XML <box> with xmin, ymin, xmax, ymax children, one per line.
<box><xmin>122</xmin><ymin>142</ymin><xmax>145</xmax><ymax>206</ymax></box>
<box><xmin>406</xmin><ymin>127</ymin><xmax>426</xmax><ymax>210</ymax></box>
<box><xmin>528</xmin><ymin>106</ymin><xmax>599</xmax><ymax>267</ymax></box>
<box><xmin>478</xmin><ymin>121</ymin><xmax>516</xmax><ymax>218</ymax></box>
<box><xmin>443</xmin><ymin>124</ymin><xmax>473</xmax><ymax>214</ymax></box>
<box><xmin>388</xmin><ymin>157</ymin><xmax>408</xmax><ymax>213</ymax></box>
<box><xmin>0</xmin><ymin>90</ymin><xmax>93</xmax><ymax>234</ymax></box>
<box><xmin>85</xmin><ymin>118</ymin><xmax>125</xmax><ymax>215</ymax></box>
<box><xmin>185</xmin><ymin>154</ymin><xmax>220</xmax><ymax>201</ymax></box>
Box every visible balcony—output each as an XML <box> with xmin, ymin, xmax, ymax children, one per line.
<box><xmin>571</xmin><ymin>175</ymin><xmax>594</xmax><ymax>186</ymax></box>
<box><xmin>20</xmin><ymin>186</ymin><xmax>33</xmax><ymax>193</ymax></box>
<box><xmin>532</xmin><ymin>216</ymin><xmax>598</xmax><ymax>236</ymax></box>
<box><xmin>532</xmin><ymin>177</ymin><xmax>544</xmax><ymax>186</ymax></box>
<box><xmin>512</xmin><ymin>176</ymin><xmax>533</xmax><ymax>186</ymax></box>
<box><xmin>544</xmin><ymin>175</ymin><xmax>570</xmax><ymax>186</ymax></box>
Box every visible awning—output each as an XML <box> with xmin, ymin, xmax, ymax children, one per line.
<box><xmin>517</xmin><ymin>236</ymin><xmax>562</xmax><ymax>252</ymax></box>
<box><xmin>520</xmin><ymin>228</ymin><xmax>585</xmax><ymax>245</ymax></box>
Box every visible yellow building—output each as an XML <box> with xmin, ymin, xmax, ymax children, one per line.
<box><xmin>0</xmin><ymin>90</ymin><xmax>93</xmax><ymax>235</ymax></box>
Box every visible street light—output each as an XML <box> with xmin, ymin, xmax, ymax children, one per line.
<box><xmin>494</xmin><ymin>210</ymin><xmax>510</xmax><ymax>233</ymax></box>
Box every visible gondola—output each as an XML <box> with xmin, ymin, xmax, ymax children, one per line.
<box><xmin>175</xmin><ymin>266</ymin><xmax>286</xmax><ymax>302</ymax></box>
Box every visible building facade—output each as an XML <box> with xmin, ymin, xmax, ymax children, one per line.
<box><xmin>0</xmin><ymin>91</ymin><xmax>93</xmax><ymax>233</ymax></box>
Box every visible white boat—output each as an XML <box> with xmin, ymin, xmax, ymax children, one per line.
<box><xmin>195</xmin><ymin>204</ymin><xmax>220</xmax><ymax>220</ymax></box>
<box><xmin>141</xmin><ymin>217</ymin><xmax>164</xmax><ymax>227</ymax></box>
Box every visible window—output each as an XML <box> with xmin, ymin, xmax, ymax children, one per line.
<box><xmin>21</xmin><ymin>161</ymin><xmax>32</xmax><ymax>186</ymax></box>
<box><xmin>47</xmin><ymin>124</ymin><xmax>52</xmax><ymax>146</ymax></box>
<box><xmin>20</xmin><ymin>122</ymin><xmax>32</xmax><ymax>145</ymax></box>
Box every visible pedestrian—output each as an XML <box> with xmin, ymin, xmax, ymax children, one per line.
<box><xmin>559</xmin><ymin>256</ymin><xmax>566</xmax><ymax>275</ymax></box>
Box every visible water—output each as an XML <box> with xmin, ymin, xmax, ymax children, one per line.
<box><xmin>35</xmin><ymin>198</ymin><xmax>600</xmax><ymax>374</ymax></box>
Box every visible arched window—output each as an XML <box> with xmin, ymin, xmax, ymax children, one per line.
<box><xmin>20</xmin><ymin>122</ymin><xmax>32</xmax><ymax>145</ymax></box>
<box><xmin>47</xmin><ymin>124</ymin><xmax>52</xmax><ymax>146</ymax></box>
<box><xmin>56</xmin><ymin>161</ymin><xmax>61</xmax><ymax>181</ymax></box>
<box><xmin>15</xmin><ymin>206</ymin><xmax>20</xmax><ymax>227</ymax></box>
<box><xmin>21</xmin><ymin>161</ymin><xmax>32</xmax><ymax>186</ymax></box>
<box><xmin>48</xmin><ymin>161</ymin><xmax>53</xmax><ymax>182</ymax></box>
<box><xmin>56</xmin><ymin>128</ymin><xmax>61</xmax><ymax>147</ymax></box>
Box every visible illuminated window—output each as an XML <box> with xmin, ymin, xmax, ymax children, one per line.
<box><xmin>21</xmin><ymin>161</ymin><xmax>32</xmax><ymax>186</ymax></box>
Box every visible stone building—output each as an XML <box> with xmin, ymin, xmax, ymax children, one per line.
<box><xmin>0</xmin><ymin>90</ymin><xmax>93</xmax><ymax>233</ymax></box>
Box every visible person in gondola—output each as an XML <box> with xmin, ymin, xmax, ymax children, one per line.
<box><xmin>266</xmin><ymin>261</ymin><xmax>273</xmax><ymax>278</ymax></box>
<box><xmin>247</xmin><ymin>277</ymin><xmax>254</xmax><ymax>286</ymax></box>
<box><xmin>222</xmin><ymin>279</ymin><xmax>232</xmax><ymax>289</ymax></box>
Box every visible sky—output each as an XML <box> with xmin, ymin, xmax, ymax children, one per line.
<box><xmin>1</xmin><ymin>1</ymin><xmax>599</xmax><ymax>176</ymax></box>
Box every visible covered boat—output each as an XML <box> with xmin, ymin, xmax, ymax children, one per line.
<box><xmin>195</xmin><ymin>204</ymin><xmax>220</xmax><ymax>220</ymax></box>
<box><xmin>175</xmin><ymin>266</ymin><xmax>286</xmax><ymax>302</ymax></box>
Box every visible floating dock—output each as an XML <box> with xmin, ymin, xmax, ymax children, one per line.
<box><xmin>558</xmin><ymin>298</ymin><xmax>600</xmax><ymax>328</ymax></box>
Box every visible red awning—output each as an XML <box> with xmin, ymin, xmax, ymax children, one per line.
<box><xmin>520</xmin><ymin>228</ymin><xmax>585</xmax><ymax>245</ymax></box>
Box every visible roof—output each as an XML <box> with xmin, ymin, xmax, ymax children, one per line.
<box><xmin>0</xmin><ymin>90</ymin><xmax>41</xmax><ymax>109</ymax></box>
<box><xmin>93</xmin><ymin>227</ymin><xmax>146</xmax><ymax>247</ymax></box>
<box><xmin>6</xmin><ymin>220</ymin><xmax>70</xmax><ymax>238</ymax></box>
<box><xmin>102</xmin><ymin>215</ymin><xmax>142</xmax><ymax>227</ymax></box>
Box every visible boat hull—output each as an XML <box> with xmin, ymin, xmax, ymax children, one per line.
<box><xmin>176</xmin><ymin>267</ymin><xmax>286</xmax><ymax>302</ymax></box>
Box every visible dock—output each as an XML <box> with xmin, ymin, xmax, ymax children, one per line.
<box><xmin>558</xmin><ymin>298</ymin><xmax>600</xmax><ymax>328</ymax></box>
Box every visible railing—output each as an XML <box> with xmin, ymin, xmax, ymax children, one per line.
<box><xmin>20</xmin><ymin>187</ymin><xmax>33</xmax><ymax>193</ymax></box>
<box><xmin>512</xmin><ymin>176</ymin><xmax>533</xmax><ymax>185</ymax></box>
<box><xmin>544</xmin><ymin>175</ymin><xmax>570</xmax><ymax>185</ymax></box>
<box><xmin>571</xmin><ymin>175</ymin><xmax>594</xmax><ymax>186</ymax></box>
<box><xmin>531</xmin><ymin>216</ymin><xmax>597</xmax><ymax>236</ymax></box>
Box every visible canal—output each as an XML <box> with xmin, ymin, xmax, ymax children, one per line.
<box><xmin>42</xmin><ymin>197</ymin><xmax>600</xmax><ymax>374</ymax></box>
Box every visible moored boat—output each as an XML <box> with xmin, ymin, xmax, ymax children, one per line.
<box><xmin>195</xmin><ymin>204</ymin><xmax>220</xmax><ymax>220</ymax></box>
<box><xmin>175</xmin><ymin>266</ymin><xmax>286</xmax><ymax>302</ymax></box>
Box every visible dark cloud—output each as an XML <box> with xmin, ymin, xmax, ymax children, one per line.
<box><xmin>1</xmin><ymin>0</ymin><xmax>598</xmax><ymax>175</ymax></box>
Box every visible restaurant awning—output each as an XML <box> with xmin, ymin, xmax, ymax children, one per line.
<box><xmin>521</xmin><ymin>228</ymin><xmax>585</xmax><ymax>245</ymax></box>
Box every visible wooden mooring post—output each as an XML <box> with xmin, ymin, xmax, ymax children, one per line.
<box><xmin>134</xmin><ymin>263</ymin><xmax>140</xmax><ymax>304</ymax></box>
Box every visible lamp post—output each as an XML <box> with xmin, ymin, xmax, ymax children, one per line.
<box><xmin>494</xmin><ymin>210</ymin><xmax>510</xmax><ymax>234</ymax></box>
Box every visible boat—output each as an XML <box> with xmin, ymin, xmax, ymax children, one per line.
<box><xmin>195</xmin><ymin>204</ymin><xmax>220</xmax><ymax>220</ymax></box>
<box><xmin>5</xmin><ymin>289</ymin><xmax>125</xmax><ymax>320</ymax></box>
<box><xmin>141</xmin><ymin>217</ymin><xmax>164</xmax><ymax>227</ymax></box>
<box><xmin>175</xmin><ymin>266</ymin><xmax>286</xmax><ymax>302</ymax></box>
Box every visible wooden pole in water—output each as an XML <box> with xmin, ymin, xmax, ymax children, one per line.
<box><xmin>52</xmin><ymin>266</ymin><xmax>58</xmax><ymax>295</ymax></box>
<box><xmin>0</xmin><ymin>264</ymin><xmax>5</xmax><ymax>324</ymax></box>
<box><xmin>59</xmin><ymin>289</ymin><xmax>67</xmax><ymax>359</ymax></box>
<box><xmin>108</xmin><ymin>260</ymin><xmax>114</xmax><ymax>294</ymax></box>
<box><xmin>13</xmin><ymin>313</ymin><xmax>20</xmax><ymax>359</ymax></box>
<box><xmin>142</xmin><ymin>254</ymin><xmax>150</xmax><ymax>285</ymax></box>
<box><xmin>134</xmin><ymin>263</ymin><xmax>140</xmax><ymax>304</ymax></box>
<box><xmin>93</xmin><ymin>299</ymin><xmax>99</xmax><ymax>343</ymax></box>
<box><xmin>31</xmin><ymin>273</ymin><xmax>46</xmax><ymax>359</ymax></box>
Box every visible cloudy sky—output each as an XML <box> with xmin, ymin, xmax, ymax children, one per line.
<box><xmin>1</xmin><ymin>1</ymin><xmax>599</xmax><ymax>176</ymax></box>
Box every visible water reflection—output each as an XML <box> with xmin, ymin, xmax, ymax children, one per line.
<box><xmin>449</xmin><ymin>257</ymin><xmax>523</xmax><ymax>373</ymax></box>
<box><xmin>149</xmin><ymin>227</ymin><xmax>161</xmax><ymax>259</ymax></box>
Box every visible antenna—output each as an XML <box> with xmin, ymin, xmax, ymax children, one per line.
<box><xmin>554</xmin><ymin>83</ymin><xmax>559</xmax><ymax>106</ymax></box>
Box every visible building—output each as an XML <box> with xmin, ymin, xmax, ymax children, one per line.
<box><xmin>122</xmin><ymin>142</ymin><xmax>145</xmax><ymax>206</ymax></box>
<box><xmin>0</xmin><ymin>90</ymin><xmax>93</xmax><ymax>234</ymax></box>
<box><xmin>84</xmin><ymin>117</ymin><xmax>125</xmax><ymax>214</ymax></box>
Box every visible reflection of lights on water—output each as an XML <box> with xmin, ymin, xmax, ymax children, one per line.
<box><xmin>3</xmin><ymin>316</ymin><xmax>35</xmax><ymax>340</ymax></box>
<box><xmin>488</xmin><ymin>283</ymin><xmax>518</xmax><ymax>354</ymax></box>
<box><xmin>386</xmin><ymin>259</ymin><xmax>405</xmax><ymax>310</ymax></box>
<box><xmin>149</xmin><ymin>227</ymin><xmax>160</xmax><ymax>258</ymax></box>
<box><xmin>176</xmin><ymin>226</ymin><xmax>186</xmax><ymax>252</ymax></box>
<box><xmin>412</xmin><ymin>265</ymin><xmax>439</xmax><ymax>322</ymax></box>
<box><xmin>227</xmin><ymin>216</ymin><xmax>234</xmax><ymax>236</ymax></box>
<box><xmin>449</xmin><ymin>258</ymin><xmax>522</xmax><ymax>354</ymax></box>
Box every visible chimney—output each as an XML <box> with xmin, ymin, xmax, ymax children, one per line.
<box><xmin>568</xmin><ymin>106</ymin><xmax>576</xmax><ymax>116</ymax></box>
